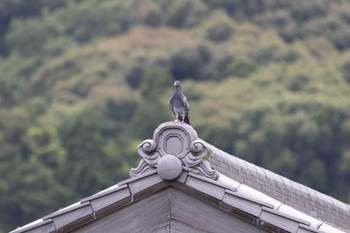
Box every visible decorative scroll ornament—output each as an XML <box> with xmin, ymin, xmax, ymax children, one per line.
<box><xmin>130</xmin><ymin>121</ymin><xmax>219</xmax><ymax>180</ymax></box>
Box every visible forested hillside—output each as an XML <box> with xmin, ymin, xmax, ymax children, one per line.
<box><xmin>1</xmin><ymin>0</ymin><xmax>350</xmax><ymax>231</ymax></box>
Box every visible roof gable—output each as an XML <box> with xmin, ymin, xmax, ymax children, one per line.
<box><xmin>11</xmin><ymin>170</ymin><xmax>333</xmax><ymax>233</ymax></box>
<box><xmin>75</xmin><ymin>188</ymin><xmax>270</xmax><ymax>233</ymax></box>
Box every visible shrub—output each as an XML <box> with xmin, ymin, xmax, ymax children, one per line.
<box><xmin>223</xmin><ymin>59</ymin><xmax>257</xmax><ymax>78</ymax></box>
<box><xmin>6</xmin><ymin>17</ymin><xmax>61</xmax><ymax>56</ymax></box>
<box><xmin>290</xmin><ymin>0</ymin><xmax>329</xmax><ymax>24</ymax></box>
<box><xmin>164</xmin><ymin>0</ymin><xmax>208</xmax><ymax>28</ymax></box>
<box><xmin>206</xmin><ymin>23</ymin><xmax>233</xmax><ymax>42</ymax></box>
<box><xmin>125</xmin><ymin>66</ymin><xmax>144</xmax><ymax>89</ymax></box>
<box><xmin>341</xmin><ymin>60</ymin><xmax>350</xmax><ymax>84</ymax></box>
<box><xmin>204</xmin><ymin>10</ymin><xmax>235</xmax><ymax>42</ymax></box>
<box><xmin>329</xmin><ymin>29</ymin><xmax>350</xmax><ymax>51</ymax></box>
<box><xmin>57</xmin><ymin>0</ymin><xmax>132</xmax><ymax>43</ymax></box>
<box><xmin>170</xmin><ymin>45</ymin><xmax>212</xmax><ymax>80</ymax></box>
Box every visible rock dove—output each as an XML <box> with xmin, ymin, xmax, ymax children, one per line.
<box><xmin>168</xmin><ymin>80</ymin><xmax>190</xmax><ymax>125</ymax></box>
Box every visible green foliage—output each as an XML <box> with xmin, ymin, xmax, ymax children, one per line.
<box><xmin>27</xmin><ymin>127</ymin><xmax>66</xmax><ymax>168</ymax></box>
<box><xmin>204</xmin><ymin>10</ymin><xmax>235</xmax><ymax>42</ymax></box>
<box><xmin>341</xmin><ymin>58</ymin><xmax>350</xmax><ymax>84</ymax></box>
<box><xmin>290</xmin><ymin>0</ymin><xmax>328</xmax><ymax>24</ymax></box>
<box><xmin>6</xmin><ymin>16</ymin><xmax>62</xmax><ymax>56</ymax></box>
<box><xmin>129</xmin><ymin>67</ymin><xmax>172</xmax><ymax>139</ymax></box>
<box><xmin>125</xmin><ymin>66</ymin><xmax>144</xmax><ymax>89</ymax></box>
<box><xmin>0</xmin><ymin>107</ymin><xmax>70</xmax><ymax>232</ymax></box>
<box><xmin>5</xmin><ymin>0</ymin><xmax>130</xmax><ymax>58</ymax></box>
<box><xmin>164</xmin><ymin>0</ymin><xmax>208</xmax><ymax>28</ymax></box>
<box><xmin>57</xmin><ymin>109</ymin><xmax>135</xmax><ymax>198</ymax></box>
<box><xmin>56</xmin><ymin>0</ymin><xmax>131</xmax><ymax>43</ymax></box>
<box><xmin>189</xmin><ymin>60</ymin><xmax>350</xmax><ymax>200</ymax></box>
<box><xmin>140</xmin><ymin>67</ymin><xmax>172</xmax><ymax>99</ymax></box>
<box><xmin>0</xmin><ymin>161</ymin><xmax>69</xmax><ymax>232</ymax></box>
<box><xmin>170</xmin><ymin>45</ymin><xmax>212</xmax><ymax>80</ymax></box>
<box><xmin>234</xmin><ymin>96</ymin><xmax>350</xmax><ymax>198</ymax></box>
<box><xmin>0</xmin><ymin>0</ymin><xmax>57</xmax><ymax>55</ymax></box>
<box><xmin>132</xmin><ymin>0</ymin><xmax>208</xmax><ymax>28</ymax></box>
<box><xmin>223</xmin><ymin>59</ymin><xmax>258</xmax><ymax>78</ymax></box>
<box><xmin>0</xmin><ymin>54</ymin><xmax>42</xmax><ymax>105</ymax></box>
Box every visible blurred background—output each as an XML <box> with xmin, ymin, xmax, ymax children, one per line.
<box><xmin>1</xmin><ymin>0</ymin><xmax>350</xmax><ymax>231</ymax></box>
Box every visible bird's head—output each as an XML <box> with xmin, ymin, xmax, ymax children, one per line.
<box><xmin>174</xmin><ymin>80</ymin><xmax>181</xmax><ymax>89</ymax></box>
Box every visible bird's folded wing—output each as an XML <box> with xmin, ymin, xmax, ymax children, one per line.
<box><xmin>183</xmin><ymin>96</ymin><xmax>190</xmax><ymax>112</ymax></box>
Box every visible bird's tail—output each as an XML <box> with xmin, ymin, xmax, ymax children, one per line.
<box><xmin>184</xmin><ymin>116</ymin><xmax>190</xmax><ymax>125</ymax></box>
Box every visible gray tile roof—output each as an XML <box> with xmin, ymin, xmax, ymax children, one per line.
<box><xmin>206</xmin><ymin>142</ymin><xmax>350</xmax><ymax>231</ymax></box>
<box><xmin>11</xmin><ymin>121</ymin><xmax>350</xmax><ymax>233</ymax></box>
<box><xmin>11</xmin><ymin>170</ymin><xmax>346</xmax><ymax>233</ymax></box>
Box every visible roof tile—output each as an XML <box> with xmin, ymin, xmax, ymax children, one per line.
<box><xmin>223</xmin><ymin>190</ymin><xmax>272</xmax><ymax>217</ymax></box>
<box><xmin>260</xmin><ymin>207</ymin><xmax>310</xmax><ymax>233</ymax></box>
<box><xmin>119</xmin><ymin>170</ymin><xmax>166</xmax><ymax>200</ymax></box>
<box><xmin>81</xmin><ymin>185</ymin><xmax>131</xmax><ymax>217</ymax></box>
<box><xmin>12</xmin><ymin>219</ymin><xmax>55</xmax><ymax>233</ymax></box>
<box><xmin>296</xmin><ymin>225</ymin><xmax>322</xmax><ymax>233</ymax></box>
<box><xmin>186</xmin><ymin>173</ymin><xmax>226</xmax><ymax>200</ymax></box>
<box><xmin>44</xmin><ymin>202</ymin><xmax>94</xmax><ymax>231</ymax></box>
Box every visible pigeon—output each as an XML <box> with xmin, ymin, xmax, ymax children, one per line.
<box><xmin>168</xmin><ymin>80</ymin><xmax>190</xmax><ymax>125</ymax></box>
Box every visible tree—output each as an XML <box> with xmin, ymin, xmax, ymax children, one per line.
<box><xmin>129</xmin><ymin>67</ymin><xmax>172</xmax><ymax>139</ymax></box>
